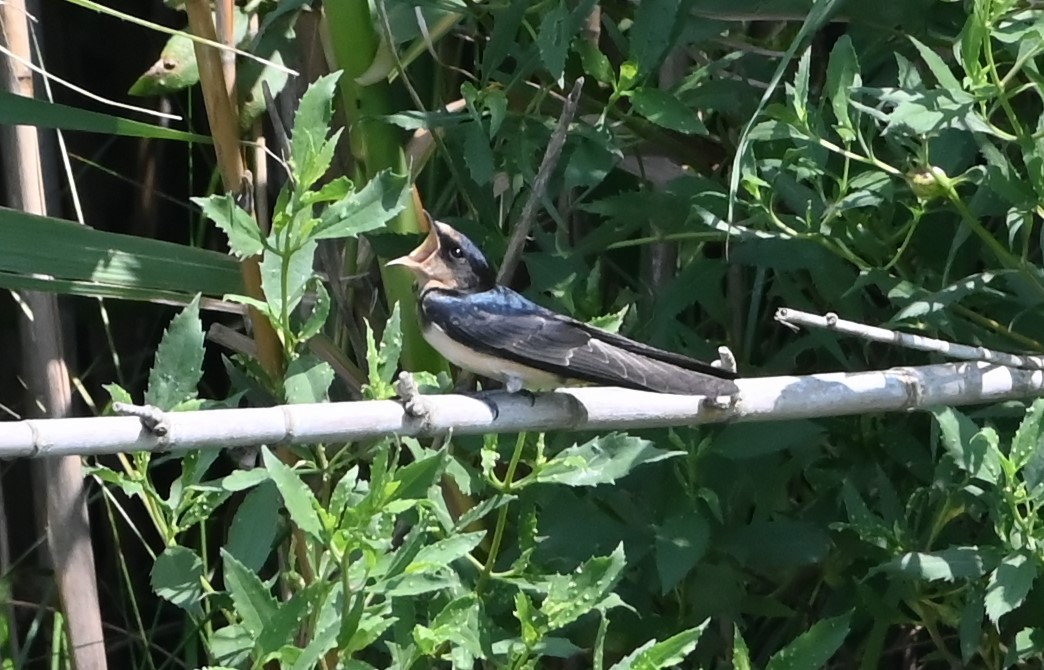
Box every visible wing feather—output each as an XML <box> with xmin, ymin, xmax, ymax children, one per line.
<box><xmin>423</xmin><ymin>287</ymin><xmax>738</xmax><ymax>395</ymax></box>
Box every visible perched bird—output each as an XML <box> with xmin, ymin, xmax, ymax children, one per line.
<box><xmin>387</xmin><ymin>220</ymin><xmax>739</xmax><ymax>396</ymax></box>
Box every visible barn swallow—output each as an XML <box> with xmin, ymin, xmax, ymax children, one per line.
<box><xmin>387</xmin><ymin>221</ymin><xmax>739</xmax><ymax>396</ymax></box>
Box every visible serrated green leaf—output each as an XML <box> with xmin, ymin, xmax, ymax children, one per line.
<box><xmin>193</xmin><ymin>194</ymin><xmax>264</xmax><ymax>258</ymax></box>
<box><xmin>1012</xmin><ymin>398</ymin><xmax>1044</xmax><ymax>492</ymax></box>
<box><xmin>298</xmin><ymin>279</ymin><xmax>330</xmax><ymax>343</ymax></box>
<box><xmin>463</xmin><ymin>121</ymin><xmax>495</xmax><ymax>185</ymax></box>
<box><xmin>629</xmin><ymin>0</ymin><xmax>680</xmax><ymax>75</ymax></box>
<box><xmin>314</xmin><ymin>170</ymin><xmax>408</xmax><ymax>240</ymax></box>
<box><xmin>931</xmin><ymin>407</ymin><xmax>1001</xmax><ymax>483</ymax></box>
<box><xmin>410</xmin><ymin>531</ymin><xmax>485</xmax><ymax>569</ymax></box>
<box><xmin>290</xmin><ymin>71</ymin><xmax>342</xmax><ymax>189</ymax></box>
<box><xmin>485</xmin><ymin>88</ymin><xmax>508</xmax><ymax>137</ymax></box>
<box><xmin>765</xmin><ymin>612</ymin><xmax>852</xmax><ymax>670</ymax></box>
<box><xmin>260</xmin><ymin>239</ymin><xmax>317</xmax><ymax>319</ymax></box>
<box><xmin>792</xmin><ymin>47</ymin><xmax>812</xmax><ymax>122</ymax></box>
<box><xmin>145</xmin><ymin>295</ymin><xmax>204</xmax><ymax>410</ymax></box>
<box><xmin>985</xmin><ymin>551</ymin><xmax>1038</xmax><ymax>624</ymax></box>
<box><xmin>609</xmin><ymin>621</ymin><xmax>707</xmax><ymax>670</ymax></box>
<box><xmin>537</xmin><ymin>433</ymin><xmax>681</xmax><ymax>486</ymax></box>
<box><xmin>378</xmin><ymin>302</ymin><xmax>403</xmax><ymax>385</ymax></box>
<box><xmin>536</xmin><ymin>0</ymin><xmax>570</xmax><ymax>80</ymax></box>
<box><xmin>261</xmin><ymin>446</ymin><xmax>323</xmax><ymax>541</ymax></box>
<box><xmin>630</xmin><ymin>87</ymin><xmax>706</xmax><ymax>135</ymax></box>
<box><xmin>541</xmin><ymin>543</ymin><xmax>626</xmax><ymax>629</ymax></box>
<box><xmin>221</xmin><ymin>548</ymin><xmax>278</xmax><ymax>637</ymax></box>
<box><xmin>151</xmin><ymin>545</ymin><xmax>204</xmax><ymax>617</ymax></box>
<box><xmin>825</xmin><ymin>35</ymin><xmax>859</xmax><ymax>134</ymax></box>
<box><xmin>413</xmin><ymin>595</ymin><xmax>484</xmax><ymax>660</ymax></box>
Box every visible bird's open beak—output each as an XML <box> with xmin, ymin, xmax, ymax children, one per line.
<box><xmin>387</xmin><ymin>225</ymin><xmax>440</xmax><ymax>275</ymax></box>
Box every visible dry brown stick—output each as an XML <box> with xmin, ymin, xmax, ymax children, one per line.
<box><xmin>183</xmin><ymin>0</ymin><xmax>316</xmax><ymax>594</ymax></box>
<box><xmin>0</xmin><ymin>2</ymin><xmax>107</xmax><ymax>669</ymax></box>
<box><xmin>497</xmin><ymin>77</ymin><xmax>584</xmax><ymax>284</ymax></box>
<box><xmin>183</xmin><ymin>0</ymin><xmax>282</xmax><ymax>378</ymax></box>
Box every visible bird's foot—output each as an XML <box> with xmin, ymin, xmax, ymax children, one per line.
<box><xmin>470</xmin><ymin>389</ymin><xmax>502</xmax><ymax>420</ymax></box>
<box><xmin>713</xmin><ymin>346</ymin><xmax>738</xmax><ymax>374</ymax></box>
<box><xmin>395</xmin><ymin>372</ymin><xmax>433</xmax><ymax>429</ymax></box>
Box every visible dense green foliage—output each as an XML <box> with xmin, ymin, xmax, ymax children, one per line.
<box><xmin>5</xmin><ymin>0</ymin><xmax>1044</xmax><ymax>667</ymax></box>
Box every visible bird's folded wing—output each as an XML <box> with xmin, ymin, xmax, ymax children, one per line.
<box><xmin>430</xmin><ymin>294</ymin><xmax>738</xmax><ymax>395</ymax></box>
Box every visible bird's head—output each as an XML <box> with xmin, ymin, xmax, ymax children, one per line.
<box><xmin>387</xmin><ymin>219</ymin><xmax>496</xmax><ymax>293</ymax></box>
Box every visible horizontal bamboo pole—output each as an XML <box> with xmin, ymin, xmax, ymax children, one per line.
<box><xmin>2</xmin><ymin>361</ymin><xmax>1041</xmax><ymax>458</ymax></box>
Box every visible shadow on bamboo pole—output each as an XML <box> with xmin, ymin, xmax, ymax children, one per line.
<box><xmin>0</xmin><ymin>1</ymin><xmax>107</xmax><ymax>668</ymax></box>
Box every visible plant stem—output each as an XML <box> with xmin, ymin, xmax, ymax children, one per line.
<box><xmin>479</xmin><ymin>432</ymin><xmax>528</xmax><ymax>591</ymax></box>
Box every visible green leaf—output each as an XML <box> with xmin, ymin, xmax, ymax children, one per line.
<box><xmin>541</xmin><ymin>543</ymin><xmax>626</xmax><ymax>629</ymax></box>
<box><xmin>378</xmin><ymin>303</ymin><xmax>403</xmax><ymax>386</ymax></box>
<box><xmin>283</xmin><ymin>355</ymin><xmax>334</xmax><ymax>404</ymax></box>
<box><xmin>389</xmin><ymin>450</ymin><xmax>447</xmax><ymax>502</ymax></box>
<box><xmin>882</xmin><ymin>546</ymin><xmax>1000</xmax><ymax>582</ymax></box>
<box><xmin>221</xmin><ymin>548</ymin><xmax>278</xmax><ymax>637</ymax></box>
<box><xmin>576</xmin><ymin>40</ymin><xmax>613</xmax><ymax>86</ymax></box>
<box><xmin>413</xmin><ymin>595</ymin><xmax>484</xmax><ymax>660</ymax></box>
<box><xmin>261</xmin><ymin>446</ymin><xmax>324</xmax><ymax>541</ymax></box>
<box><xmin>726</xmin><ymin>519</ymin><xmax>831</xmax><ymax>570</ymax></box>
<box><xmin>260</xmin><ymin>239</ymin><xmax>317</xmax><ymax>318</ymax></box>
<box><xmin>909</xmin><ymin>35</ymin><xmax>962</xmax><ymax>91</ymax></box>
<box><xmin>1012</xmin><ymin>398</ymin><xmax>1044</xmax><ymax>492</ymax></box>
<box><xmin>0</xmin><ymin>207</ymin><xmax>241</xmax><ymax>301</ymax></box>
<box><xmin>765</xmin><ymin>612</ymin><xmax>852</xmax><ymax>670</ymax></box>
<box><xmin>655</xmin><ymin>509</ymin><xmax>710</xmax><ymax>594</ymax></box>
<box><xmin>931</xmin><ymin>407</ymin><xmax>1001</xmax><ymax>483</ymax></box>
<box><xmin>298</xmin><ymin>279</ymin><xmax>330</xmax><ymax>343</ymax></box>
<box><xmin>314</xmin><ymin>170</ymin><xmax>409</xmax><ymax>240</ymax></box>
<box><xmin>224</xmin><ymin>481</ymin><xmax>280</xmax><ymax>573</ymax></box>
<box><xmin>290</xmin><ymin>71</ymin><xmax>343</xmax><ymax>189</ymax></box>
<box><xmin>609</xmin><ymin>621</ymin><xmax>708</xmax><ymax>670</ymax></box>
<box><xmin>193</xmin><ymin>194</ymin><xmax>264</xmax><ymax>258</ymax></box>
<box><xmin>145</xmin><ymin>295</ymin><xmax>204</xmax><ymax>410</ymax></box>
<box><xmin>959</xmin><ymin>587</ymin><xmax>985</xmax><ymax>664</ymax></box>
<box><xmin>825</xmin><ymin>35</ymin><xmax>859</xmax><ymax>134</ymax></box>
<box><xmin>536</xmin><ymin>0</ymin><xmax>570</xmax><ymax>80</ymax></box>
<box><xmin>1004</xmin><ymin>628</ymin><xmax>1044</xmax><ymax>668</ymax></box>
<box><xmin>733</xmin><ymin>624</ymin><xmax>752</xmax><ymax>670</ymax></box>
<box><xmin>0</xmin><ymin>91</ymin><xmax>212</xmax><ymax>143</ymax></box>
<box><xmin>630</xmin><ymin>87</ymin><xmax>706</xmax><ymax>135</ymax></box>
<box><xmin>151</xmin><ymin>545</ymin><xmax>204</xmax><ymax>617</ymax></box>
<box><xmin>258</xmin><ymin>586</ymin><xmax>318</xmax><ymax>657</ymax></box>
<box><xmin>985</xmin><ymin>551</ymin><xmax>1038</xmax><ymax>624</ymax></box>
<box><xmin>791</xmin><ymin>47</ymin><xmax>812</xmax><ymax>122</ymax></box>
<box><xmin>463</xmin><ymin>121</ymin><xmax>495</xmax><ymax>186</ymax></box>
<box><xmin>629</xmin><ymin>0</ymin><xmax>681</xmax><ymax>75</ymax></box>
<box><xmin>714</xmin><ymin>421</ymin><xmax>825</xmax><ymax>459</ymax></box>
<box><xmin>536</xmin><ymin>433</ymin><xmax>681</xmax><ymax>486</ymax></box>
<box><xmin>410</xmin><ymin>531</ymin><xmax>486</xmax><ymax>569</ymax></box>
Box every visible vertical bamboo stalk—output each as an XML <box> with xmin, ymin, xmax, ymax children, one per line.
<box><xmin>0</xmin><ymin>2</ymin><xmax>107</xmax><ymax>668</ymax></box>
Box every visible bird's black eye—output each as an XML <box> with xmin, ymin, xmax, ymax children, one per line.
<box><xmin>449</xmin><ymin>246</ymin><xmax>465</xmax><ymax>260</ymax></box>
